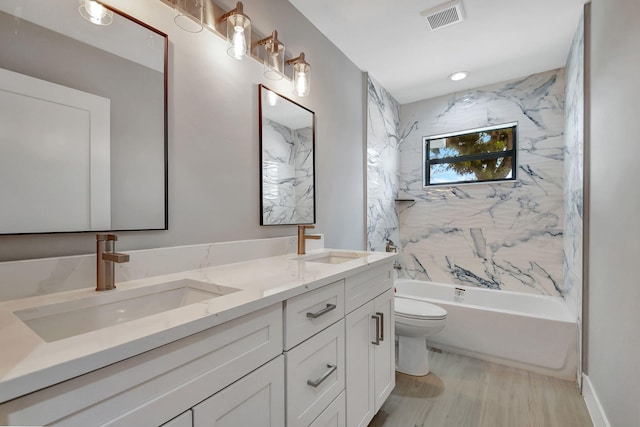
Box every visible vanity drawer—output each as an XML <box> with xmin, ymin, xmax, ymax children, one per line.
<box><xmin>286</xmin><ymin>319</ymin><xmax>345</xmax><ymax>427</ymax></box>
<box><xmin>0</xmin><ymin>304</ymin><xmax>283</xmax><ymax>427</ymax></box>
<box><xmin>309</xmin><ymin>391</ymin><xmax>345</xmax><ymax>427</ymax></box>
<box><xmin>284</xmin><ymin>279</ymin><xmax>345</xmax><ymax>350</ymax></box>
<box><xmin>345</xmin><ymin>264</ymin><xmax>392</xmax><ymax>313</ymax></box>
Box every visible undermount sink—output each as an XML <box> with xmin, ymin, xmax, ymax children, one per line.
<box><xmin>299</xmin><ymin>251</ymin><xmax>368</xmax><ymax>264</ymax></box>
<box><xmin>14</xmin><ymin>279</ymin><xmax>239</xmax><ymax>342</ymax></box>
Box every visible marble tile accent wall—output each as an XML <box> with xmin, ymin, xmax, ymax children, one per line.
<box><xmin>398</xmin><ymin>69</ymin><xmax>566</xmax><ymax>296</ymax></box>
<box><xmin>564</xmin><ymin>12</ymin><xmax>585</xmax><ymax>381</ymax></box>
<box><xmin>262</xmin><ymin>119</ymin><xmax>314</xmax><ymax>224</ymax></box>
<box><xmin>366</xmin><ymin>75</ymin><xmax>401</xmax><ymax>251</ymax></box>
<box><xmin>0</xmin><ymin>236</ymin><xmax>324</xmax><ymax>301</ymax></box>
<box><xmin>563</xmin><ymin>12</ymin><xmax>584</xmax><ymax>320</ymax></box>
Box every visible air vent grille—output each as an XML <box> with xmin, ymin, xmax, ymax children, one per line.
<box><xmin>421</xmin><ymin>0</ymin><xmax>465</xmax><ymax>31</ymax></box>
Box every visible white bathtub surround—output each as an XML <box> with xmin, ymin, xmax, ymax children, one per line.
<box><xmin>398</xmin><ymin>69</ymin><xmax>566</xmax><ymax>297</ymax></box>
<box><xmin>0</xmin><ymin>246</ymin><xmax>394</xmax><ymax>403</ymax></box>
<box><xmin>395</xmin><ymin>279</ymin><xmax>578</xmax><ymax>380</ymax></box>
<box><xmin>366</xmin><ymin>75</ymin><xmax>401</xmax><ymax>252</ymax></box>
<box><xmin>262</xmin><ymin>119</ymin><xmax>314</xmax><ymax>224</ymax></box>
<box><xmin>0</xmin><ymin>235</ymin><xmax>324</xmax><ymax>302</ymax></box>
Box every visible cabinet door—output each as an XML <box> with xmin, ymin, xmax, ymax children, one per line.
<box><xmin>373</xmin><ymin>289</ymin><xmax>395</xmax><ymax>411</ymax></box>
<box><xmin>192</xmin><ymin>356</ymin><xmax>284</xmax><ymax>427</ymax></box>
<box><xmin>345</xmin><ymin>300</ymin><xmax>375</xmax><ymax>427</ymax></box>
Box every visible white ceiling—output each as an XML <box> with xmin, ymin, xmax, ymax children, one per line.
<box><xmin>288</xmin><ymin>0</ymin><xmax>587</xmax><ymax>104</ymax></box>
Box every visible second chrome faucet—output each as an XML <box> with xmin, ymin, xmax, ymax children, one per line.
<box><xmin>297</xmin><ymin>225</ymin><xmax>321</xmax><ymax>255</ymax></box>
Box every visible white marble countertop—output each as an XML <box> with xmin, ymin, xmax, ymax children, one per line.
<box><xmin>0</xmin><ymin>248</ymin><xmax>396</xmax><ymax>403</ymax></box>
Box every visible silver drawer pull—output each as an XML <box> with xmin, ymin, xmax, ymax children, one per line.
<box><xmin>306</xmin><ymin>303</ymin><xmax>337</xmax><ymax>319</ymax></box>
<box><xmin>307</xmin><ymin>364</ymin><xmax>337</xmax><ymax>388</ymax></box>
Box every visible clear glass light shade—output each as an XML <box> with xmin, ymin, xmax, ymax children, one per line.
<box><xmin>174</xmin><ymin>0</ymin><xmax>204</xmax><ymax>33</ymax></box>
<box><xmin>292</xmin><ymin>61</ymin><xmax>310</xmax><ymax>97</ymax></box>
<box><xmin>78</xmin><ymin>0</ymin><xmax>113</xmax><ymax>26</ymax></box>
<box><xmin>263</xmin><ymin>40</ymin><xmax>285</xmax><ymax>80</ymax></box>
<box><xmin>226</xmin><ymin>14</ymin><xmax>251</xmax><ymax>60</ymax></box>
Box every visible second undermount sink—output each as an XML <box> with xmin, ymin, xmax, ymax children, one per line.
<box><xmin>14</xmin><ymin>279</ymin><xmax>239</xmax><ymax>342</ymax></box>
<box><xmin>299</xmin><ymin>251</ymin><xmax>368</xmax><ymax>265</ymax></box>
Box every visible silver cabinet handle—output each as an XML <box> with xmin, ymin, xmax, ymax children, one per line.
<box><xmin>307</xmin><ymin>364</ymin><xmax>337</xmax><ymax>388</ymax></box>
<box><xmin>371</xmin><ymin>314</ymin><xmax>381</xmax><ymax>345</ymax></box>
<box><xmin>376</xmin><ymin>311</ymin><xmax>384</xmax><ymax>342</ymax></box>
<box><xmin>306</xmin><ymin>303</ymin><xmax>337</xmax><ymax>319</ymax></box>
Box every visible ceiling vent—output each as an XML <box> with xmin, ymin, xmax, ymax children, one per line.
<box><xmin>421</xmin><ymin>0</ymin><xmax>465</xmax><ymax>31</ymax></box>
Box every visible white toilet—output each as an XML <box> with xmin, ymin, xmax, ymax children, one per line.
<box><xmin>394</xmin><ymin>297</ymin><xmax>447</xmax><ymax>376</ymax></box>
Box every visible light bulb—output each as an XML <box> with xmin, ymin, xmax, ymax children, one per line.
<box><xmin>268</xmin><ymin>91</ymin><xmax>277</xmax><ymax>107</ymax></box>
<box><xmin>295</xmin><ymin>73</ymin><xmax>307</xmax><ymax>96</ymax></box>
<box><xmin>87</xmin><ymin>1</ymin><xmax>107</xmax><ymax>20</ymax></box>
<box><xmin>230</xmin><ymin>26</ymin><xmax>246</xmax><ymax>59</ymax></box>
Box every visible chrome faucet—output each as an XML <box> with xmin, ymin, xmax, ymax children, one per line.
<box><xmin>96</xmin><ymin>234</ymin><xmax>130</xmax><ymax>291</ymax></box>
<box><xmin>297</xmin><ymin>225</ymin><xmax>321</xmax><ymax>255</ymax></box>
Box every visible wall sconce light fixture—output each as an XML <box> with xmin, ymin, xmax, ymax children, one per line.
<box><xmin>78</xmin><ymin>0</ymin><xmax>113</xmax><ymax>26</ymax></box>
<box><xmin>174</xmin><ymin>0</ymin><xmax>204</xmax><ymax>33</ymax></box>
<box><xmin>256</xmin><ymin>31</ymin><xmax>285</xmax><ymax>80</ymax></box>
<box><xmin>218</xmin><ymin>2</ymin><xmax>251</xmax><ymax>60</ymax></box>
<box><xmin>286</xmin><ymin>52</ymin><xmax>310</xmax><ymax>97</ymax></box>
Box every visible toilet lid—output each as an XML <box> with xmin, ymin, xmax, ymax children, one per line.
<box><xmin>395</xmin><ymin>298</ymin><xmax>447</xmax><ymax>320</ymax></box>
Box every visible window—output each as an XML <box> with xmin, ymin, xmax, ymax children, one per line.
<box><xmin>423</xmin><ymin>123</ymin><xmax>517</xmax><ymax>186</ymax></box>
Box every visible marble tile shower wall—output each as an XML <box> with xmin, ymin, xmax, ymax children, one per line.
<box><xmin>262</xmin><ymin>119</ymin><xmax>314</xmax><ymax>224</ymax></box>
<box><xmin>366</xmin><ymin>75</ymin><xmax>401</xmax><ymax>251</ymax></box>
<box><xmin>398</xmin><ymin>69</ymin><xmax>566</xmax><ymax>296</ymax></box>
<box><xmin>564</xmin><ymin>13</ymin><xmax>585</xmax><ymax>323</ymax></box>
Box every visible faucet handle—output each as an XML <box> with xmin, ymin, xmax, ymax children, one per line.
<box><xmin>102</xmin><ymin>252</ymin><xmax>130</xmax><ymax>263</ymax></box>
<box><xmin>299</xmin><ymin>224</ymin><xmax>315</xmax><ymax>230</ymax></box>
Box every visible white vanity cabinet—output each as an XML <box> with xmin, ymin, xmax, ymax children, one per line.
<box><xmin>0</xmin><ymin>254</ymin><xmax>396</xmax><ymax>427</ymax></box>
<box><xmin>344</xmin><ymin>266</ymin><xmax>395</xmax><ymax>427</ymax></box>
<box><xmin>284</xmin><ymin>279</ymin><xmax>346</xmax><ymax>427</ymax></box>
<box><xmin>0</xmin><ymin>304</ymin><xmax>283</xmax><ymax>427</ymax></box>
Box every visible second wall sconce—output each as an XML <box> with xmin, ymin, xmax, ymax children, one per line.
<box><xmin>218</xmin><ymin>1</ymin><xmax>251</xmax><ymax>60</ymax></box>
<box><xmin>287</xmin><ymin>52</ymin><xmax>311</xmax><ymax>97</ymax></box>
<box><xmin>256</xmin><ymin>31</ymin><xmax>285</xmax><ymax>80</ymax></box>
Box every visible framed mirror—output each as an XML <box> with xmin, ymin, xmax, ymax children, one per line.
<box><xmin>259</xmin><ymin>85</ymin><xmax>315</xmax><ymax>225</ymax></box>
<box><xmin>0</xmin><ymin>0</ymin><xmax>168</xmax><ymax>234</ymax></box>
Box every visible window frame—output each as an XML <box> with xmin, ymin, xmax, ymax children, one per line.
<box><xmin>422</xmin><ymin>122</ymin><xmax>518</xmax><ymax>187</ymax></box>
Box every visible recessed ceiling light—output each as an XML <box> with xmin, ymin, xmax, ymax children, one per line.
<box><xmin>448</xmin><ymin>71</ymin><xmax>469</xmax><ymax>81</ymax></box>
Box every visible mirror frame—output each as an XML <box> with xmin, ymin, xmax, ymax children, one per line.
<box><xmin>259</xmin><ymin>84</ymin><xmax>316</xmax><ymax>226</ymax></box>
<box><xmin>0</xmin><ymin>3</ymin><xmax>168</xmax><ymax>235</ymax></box>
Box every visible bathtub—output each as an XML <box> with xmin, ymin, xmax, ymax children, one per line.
<box><xmin>394</xmin><ymin>279</ymin><xmax>578</xmax><ymax>380</ymax></box>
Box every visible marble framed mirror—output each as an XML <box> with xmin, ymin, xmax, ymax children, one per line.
<box><xmin>0</xmin><ymin>0</ymin><xmax>168</xmax><ymax>234</ymax></box>
<box><xmin>259</xmin><ymin>85</ymin><xmax>315</xmax><ymax>225</ymax></box>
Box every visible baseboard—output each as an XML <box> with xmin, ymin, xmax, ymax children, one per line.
<box><xmin>582</xmin><ymin>374</ymin><xmax>611</xmax><ymax>427</ymax></box>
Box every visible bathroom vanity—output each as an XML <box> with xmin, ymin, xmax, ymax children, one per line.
<box><xmin>0</xmin><ymin>248</ymin><xmax>396</xmax><ymax>426</ymax></box>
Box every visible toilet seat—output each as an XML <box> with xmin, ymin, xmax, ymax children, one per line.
<box><xmin>395</xmin><ymin>298</ymin><xmax>447</xmax><ymax>320</ymax></box>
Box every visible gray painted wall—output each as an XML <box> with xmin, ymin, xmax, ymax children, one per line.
<box><xmin>0</xmin><ymin>0</ymin><xmax>366</xmax><ymax>260</ymax></box>
<box><xmin>588</xmin><ymin>0</ymin><xmax>640</xmax><ymax>425</ymax></box>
